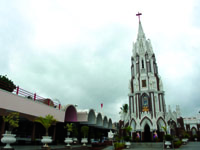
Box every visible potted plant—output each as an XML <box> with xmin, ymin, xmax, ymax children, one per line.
<box><xmin>193</xmin><ymin>134</ymin><xmax>198</xmax><ymax>141</ymax></box>
<box><xmin>114</xmin><ymin>142</ymin><xmax>125</xmax><ymax>150</ymax></box>
<box><xmin>174</xmin><ymin>140</ymin><xmax>182</xmax><ymax>148</ymax></box>
<box><xmin>64</xmin><ymin>123</ymin><xmax>73</xmax><ymax>147</ymax></box>
<box><xmin>0</xmin><ymin>75</ymin><xmax>16</xmax><ymax>92</ymax></box>
<box><xmin>1</xmin><ymin>112</ymin><xmax>19</xmax><ymax>149</ymax></box>
<box><xmin>124</xmin><ymin>126</ymin><xmax>132</xmax><ymax>148</ymax></box>
<box><xmin>164</xmin><ymin>134</ymin><xmax>173</xmax><ymax>148</ymax></box>
<box><xmin>182</xmin><ymin>132</ymin><xmax>190</xmax><ymax>144</ymax></box>
<box><xmin>72</xmin><ymin>127</ymin><xmax>78</xmax><ymax>144</ymax></box>
<box><xmin>35</xmin><ymin>114</ymin><xmax>57</xmax><ymax>148</ymax></box>
<box><xmin>81</xmin><ymin>126</ymin><xmax>89</xmax><ymax>146</ymax></box>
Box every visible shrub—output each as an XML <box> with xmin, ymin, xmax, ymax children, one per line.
<box><xmin>193</xmin><ymin>134</ymin><xmax>198</xmax><ymax>141</ymax></box>
<box><xmin>0</xmin><ymin>75</ymin><xmax>16</xmax><ymax>92</ymax></box>
<box><xmin>115</xmin><ymin>135</ymin><xmax>121</xmax><ymax>142</ymax></box>
<box><xmin>155</xmin><ymin>137</ymin><xmax>159</xmax><ymax>142</ymax></box>
<box><xmin>135</xmin><ymin>137</ymin><xmax>140</xmax><ymax>142</ymax></box>
<box><xmin>114</xmin><ymin>142</ymin><xmax>125</xmax><ymax>150</ymax></box>
<box><xmin>164</xmin><ymin>134</ymin><xmax>173</xmax><ymax>141</ymax></box>
<box><xmin>72</xmin><ymin>126</ymin><xmax>78</xmax><ymax>137</ymax></box>
<box><xmin>193</xmin><ymin>134</ymin><xmax>198</xmax><ymax>138</ymax></box>
<box><xmin>183</xmin><ymin>133</ymin><xmax>190</xmax><ymax>139</ymax></box>
<box><xmin>124</xmin><ymin>136</ymin><xmax>131</xmax><ymax>142</ymax></box>
<box><xmin>174</xmin><ymin>140</ymin><xmax>182</xmax><ymax>148</ymax></box>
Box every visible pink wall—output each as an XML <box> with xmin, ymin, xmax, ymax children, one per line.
<box><xmin>65</xmin><ymin>105</ymin><xmax>77</xmax><ymax>122</ymax></box>
<box><xmin>0</xmin><ymin>89</ymin><xmax>65</xmax><ymax>122</ymax></box>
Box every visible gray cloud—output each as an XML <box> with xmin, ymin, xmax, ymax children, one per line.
<box><xmin>0</xmin><ymin>0</ymin><xmax>200</xmax><ymax>122</ymax></box>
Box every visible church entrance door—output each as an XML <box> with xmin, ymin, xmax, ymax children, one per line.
<box><xmin>144</xmin><ymin>124</ymin><xmax>151</xmax><ymax>142</ymax></box>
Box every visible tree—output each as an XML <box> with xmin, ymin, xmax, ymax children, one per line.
<box><xmin>162</xmin><ymin>126</ymin><xmax>167</xmax><ymax>135</ymax></box>
<box><xmin>72</xmin><ymin>126</ymin><xmax>78</xmax><ymax>137</ymax></box>
<box><xmin>120</xmin><ymin>104</ymin><xmax>128</xmax><ymax>114</ymax></box>
<box><xmin>64</xmin><ymin>123</ymin><xmax>73</xmax><ymax>137</ymax></box>
<box><xmin>0</xmin><ymin>75</ymin><xmax>16</xmax><ymax>92</ymax></box>
<box><xmin>124</xmin><ymin>126</ymin><xmax>132</xmax><ymax>135</ymax></box>
<box><xmin>81</xmin><ymin>126</ymin><xmax>89</xmax><ymax>138</ymax></box>
<box><xmin>3</xmin><ymin>112</ymin><xmax>19</xmax><ymax>132</ymax></box>
<box><xmin>124</xmin><ymin>126</ymin><xmax>132</xmax><ymax>141</ymax></box>
<box><xmin>119</xmin><ymin>104</ymin><xmax>129</xmax><ymax>121</ymax></box>
<box><xmin>35</xmin><ymin>114</ymin><xmax>57</xmax><ymax>136</ymax></box>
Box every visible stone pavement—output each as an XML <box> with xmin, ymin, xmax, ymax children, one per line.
<box><xmin>179</xmin><ymin>142</ymin><xmax>200</xmax><ymax>150</ymax></box>
<box><xmin>102</xmin><ymin>141</ymin><xmax>200</xmax><ymax>150</ymax></box>
<box><xmin>0</xmin><ymin>142</ymin><xmax>199</xmax><ymax>150</ymax></box>
<box><xmin>0</xmin><ymin>144</ymin><xmax>90</xmax><ymax>150</ymax></box>
<box><xmin>0</xmin><ymin>144</ymin><xmax>66</xmax><ymax>150</ymax></box>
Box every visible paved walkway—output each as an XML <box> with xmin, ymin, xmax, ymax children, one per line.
<box><xmin>0</xmin><ymin>144</ymin><xmax>66</xmax><ymax>150</ymax></box>
<box><xmin>102</xmin><ymin>142</ymin><xmax>200</xmax><ymax>150</ymax></box>
<box><xmin>179</xmin><ymin>142</ymin><xmax>200</xmax><ymax>150</ymax></box>
<box><xmin>0</xmin><ymin>144</ymin><xmax>89</xmax><ymax>150</ymax></box>
<box><xmin>0</xmin><ymin>142</ymin><xmax>199</xmax><ymax>150</ymax></box>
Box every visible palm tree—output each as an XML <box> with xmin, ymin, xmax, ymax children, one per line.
<box><xmin>35</xmin><ymin>114</ymin><xmax>57</xmax><ymax>136</ymax></box>
<box><xmin>119</xmin><ymin>104</ymin><xmax>129</xmax><ymax>122</ymax></box>
<box><xmin>162</xmin><ymin>126</ymin><xmax>167</xmax><ymax>135</ymax></box>
<box><xmin>120</xmin><ymin>104</ymin><xmax>128</xmax><ymax>114</ymax></box>
<box><xmin>3</xmin><ymin>112</ymin><xmax>19</xmax><ymax>132</ymax></box>
<box><xmin>124</xmin><ymin>126</ymin><xmax>132</xmax><ymax>135</ymax></box>
<box><xmin>64</xmin><ymin>123</ymin><xmax>73</xmax><ymax>137</ymax></box>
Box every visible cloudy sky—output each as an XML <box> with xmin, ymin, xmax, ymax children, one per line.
<box><xmin>0</xmin><ymin>0</ymin><xmax>200</xmax><ymax>122</ymax></box>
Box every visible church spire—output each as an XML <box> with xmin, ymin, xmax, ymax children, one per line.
<box><xmin>137</xmin><ymin>20</ymin><xmax>146</xmax><ymax>40</ymax></box>
<box><xmin>136</xmin><ymin>12</ymin><xmax>146</xmax><ymax>40</ymax></box>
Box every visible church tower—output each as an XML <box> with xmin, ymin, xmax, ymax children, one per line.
<box><xmin>128</xmin><ymin>13</ymin><xmax>167</xmax><ymax>141</ymax></box>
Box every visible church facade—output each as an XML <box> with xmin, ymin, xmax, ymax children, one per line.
<box><xmin>125</xmin><ymin>17</ymin><xmax>179</xmax><ymax>141</ymax></box>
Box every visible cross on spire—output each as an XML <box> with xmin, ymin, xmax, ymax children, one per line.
<box><xmin>136</xmin><ymin>12</ymin><xmax>142</xmax><ymax>21</ymax></box>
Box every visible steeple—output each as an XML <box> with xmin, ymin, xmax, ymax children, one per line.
<box><xmin>137</xmin><ymin>21</ymin><xmax>146</xmax><ymax>40</ymax></box>
<box><xmin>136</xmin><ymin>12</ymin><xmax>146</xmax><ymax>40</ymax></box>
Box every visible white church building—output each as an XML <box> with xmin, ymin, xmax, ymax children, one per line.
<box><xmin>122</xmin><ymin>15</ymin><xmax>182</xmax><ymax>141</ymax></box>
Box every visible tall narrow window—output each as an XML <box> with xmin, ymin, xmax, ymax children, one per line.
<box><xmin>147</xmin><ymin>62</ymin><xmax>149</xmax><ymax>72</ymax></box>
<box><xmin>149</xmin><ymin>61</ymin><xmax>151</xmax><ymax>72</ymax></box>
<box><xmin>136</xmin><ymin>63</ymin><xmax>139</xmax><ymax>74</ymax></box>
<box><xmin>142</xmin><ymin>60</ymin><xmax>144</xmax><ymax>68</ymax></box>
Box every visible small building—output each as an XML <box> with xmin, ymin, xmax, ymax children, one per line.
<box><xmin>0</xmin><ymin>87</ymin><xmax>114</xmax><ymax>144</ymax></box>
